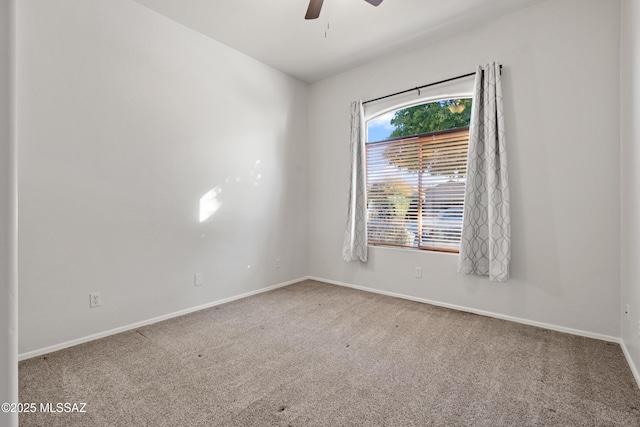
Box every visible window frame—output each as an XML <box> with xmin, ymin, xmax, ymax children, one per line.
<box><xmin>364</xmin><ymin>98</ymin><xmax>472</xmax><ymax>254</ymax></box>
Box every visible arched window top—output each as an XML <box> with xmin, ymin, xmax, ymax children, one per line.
<box><xmin>367</xmin><ymin>97</ymin><xmax>472</xmax><ymax>143</ymax></box>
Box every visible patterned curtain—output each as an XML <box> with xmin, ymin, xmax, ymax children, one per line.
<box><xmin>458</xmin><ymin>63</ymin><xmax>511</xmax><ymax>282</ymax></box>
<box><xmin>342</xmin><ymin>101</ymin><xmax>368</xmax><ymax>262</ymax></box>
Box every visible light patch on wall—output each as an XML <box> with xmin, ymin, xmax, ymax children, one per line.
<box><xmin>199</xmin><ymin>186</ymin><xmax>222</xmax><ymax>222</ymax></box>
<box><xmin>251</xmin><ymin>160</ymin><xmax>262</xmax><ymax>186</ymax></box>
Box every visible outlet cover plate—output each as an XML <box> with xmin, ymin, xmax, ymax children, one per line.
<box><xmin>89</xmin><ymin>292</ymin><xmax>101</xmax><ymax>308</ymax></box>
<box><xmin>194</xmin><ymin>273</ymin><xmax>203</xmax><ymax>287</ymax></box>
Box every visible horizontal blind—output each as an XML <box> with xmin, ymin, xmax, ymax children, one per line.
<box><xmin>366</xmin><ymin>127</ymin><xmax>469</xmax><ymax>252</ymax></box>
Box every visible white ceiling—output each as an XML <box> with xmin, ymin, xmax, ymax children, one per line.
<box><xmin>133</xmin><ymin>0</ymin><xmax>543</xmax><ymax>83</ymax></box>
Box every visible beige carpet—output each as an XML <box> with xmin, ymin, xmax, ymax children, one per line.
<box><xmin>19</xmin><ymin>280</ymin><xmax>640</xmax><ymax>426</ymax></box>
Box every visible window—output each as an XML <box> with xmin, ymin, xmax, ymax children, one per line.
<box><xmin>366</xmin><ymin>98</ymin><xmax>471</xmax><ymax>253</ymax></box>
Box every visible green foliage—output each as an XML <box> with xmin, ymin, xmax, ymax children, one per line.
<box><xmin>388</xmin><ymin>99</ymin><xmax>472</xmax><ymax>139</ymax></box>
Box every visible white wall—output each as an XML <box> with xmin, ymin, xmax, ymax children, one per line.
<box><xmin>620</xmin><ymin>0</ymin><xmax>640</xmax><ymax>381</ymax></box>
<box><xmin>0</xmin><ymin>0</ymin><xmax>17</xmax><ymax>424</ymax></box>
<box><xmin>17</xmin><ymin>0</ymin><xmax>308</xmax><ymax>355</ymax></box>
<box><xmin>309</xmin><ymin>0</ymin><xmax>621</xmax><ymax>338</ymax></box>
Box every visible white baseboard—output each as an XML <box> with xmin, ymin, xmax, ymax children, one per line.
<box><xmin>18</xmin><ymin>277</ymin><xmax>308</xmax><ymax>361</ymax></box>
<box><xmin>620</xmin><ymin>340</ymin><xmax>640</xmax><ymax>389</ymax></box>
<box><xmin>308</xmin><ymin>276</ymin><xmax>620</xmax><ymax>343</ymax></box>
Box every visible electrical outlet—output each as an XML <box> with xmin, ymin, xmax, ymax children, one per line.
<box><xmin>275</xmin><ymin>258</ymin><xmax>280</xmax><ymax>268</ymax></box>
<box><xmin>89</xmin><ymin>292</ymin><xmax>101</xmax><ymax>308</ymax></box>
<box><xmin>415</xmin><ymin>267</ymin><xmax>422</xmax><ymax>278</ymax></box>
<box><xmin>626</xmin><ymin>304</ymin><xmax>630</xmax><ymax>322</ymax></box>
<box><xmin>194</xmin><ymin>273</ymin><xmax>203</xmax><ymax>287</ymax></box>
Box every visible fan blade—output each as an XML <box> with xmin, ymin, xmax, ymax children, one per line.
<box><xmin>364</xmin><ymin>0</ymin><xmax>383</xmax><ymax>6</ymax></box>
<box><xmin>305</xmin><ymin>0</ymin><xmax>324</xmax><ymax>20</ymax></box>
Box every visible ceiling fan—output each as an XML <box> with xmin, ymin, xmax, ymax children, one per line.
<box><xmin>305</xmin><ymin>0</ymin><xmax>383</xmax><ymax>20</ymax></box>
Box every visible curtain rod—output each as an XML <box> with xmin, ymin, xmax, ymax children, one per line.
<box><xmin>362</xmin><ymin>65</ymin><xmax>502</xmax><ymax>105</ymax></box>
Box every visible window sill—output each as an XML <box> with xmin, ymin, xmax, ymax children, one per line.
<box><xmin>368</xmin><ymin>244</ymin><xmax>459</xmax><ymax>255</ymax></box>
